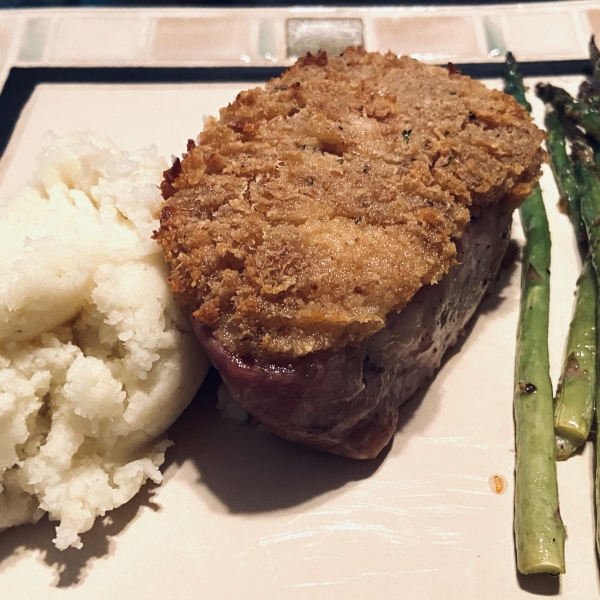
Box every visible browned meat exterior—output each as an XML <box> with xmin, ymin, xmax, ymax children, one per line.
<box><xmin>194</xmin><ymin>200</ymin><xmax>512</xmax><ymax>458</ymax></box>
<box><xmin>154</xmin><ymin>47</ymin><xmax>544</xmax><ymax>363</ymax></box>
<box><xmin>154</xmin><ymin>48</ymin><xmax>545</xmax><ymax>458</ymax></box>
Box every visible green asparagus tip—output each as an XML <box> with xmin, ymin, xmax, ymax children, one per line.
<box><xmin>504</xmin><ymin>52</ymin><xmax>532</xmax><ymax>112</ymax></box>
<box><xmin>535</xmin><ymin>83</ymin><xmax>559</xmax><ymax>105</ymax></box>
<box><xmin>572</xmin><ymin>139</ymin><xmax>595</xmax><ymax>166</ymax></box>
<box><xmin>590</xmin><ymin>35</ymin><xmax>600</xmax><ymax>68</ymax></box>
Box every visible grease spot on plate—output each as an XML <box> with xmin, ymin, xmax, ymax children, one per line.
<box><xmin>489</xmin><ymin>474</ymin><xmax>507</xmax><ymax>494</ymax></box>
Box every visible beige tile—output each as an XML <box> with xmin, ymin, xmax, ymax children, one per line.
<box><xmin>374</xmin><ymin>16</ymin><xmax>479</xmax><ymax>61</ymax></box>
<box><xmin>286</xmin><ymin>18</ymin><xmax>363</xmax><ymax>59</ymax></box>
<box><xmin>152</xmin><ymin>17</ymin><xmax>251</xmax><ymax>64</ymax></box>
<box><xmin>506</xmin><ymin>12</ymin><xmax>580</xmax><ymax>59</ymax></box>
<box><xmin>0</xmin><ymin>23</ymin><xmax>14</xmax><ymax>71</ymax></box>
<box><xmin>50</xmin><ymin>16</ymin><xmax>145</xmax><ymax>63</ymax></box>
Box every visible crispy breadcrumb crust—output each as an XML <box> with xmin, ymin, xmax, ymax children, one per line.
<box><xmin>154</xmin><ymin>47</ymin><xmax>545</xmax><ymax>361</ymax></box>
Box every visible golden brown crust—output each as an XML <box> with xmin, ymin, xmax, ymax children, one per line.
<box><xmin>154</xmin><ymin>47</ymin><xmax>545</xmax><ymax>361</ymax></box>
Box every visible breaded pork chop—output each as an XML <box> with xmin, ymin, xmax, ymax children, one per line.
<box><xmin>154</xmin><ymin>48</ymin><xmax>545</xmax><ymax>457</ymax></box>
<box><xmin>156</xmin><ymin>48</ymin><xmax>543</xmax><ymax>363</ymax></box>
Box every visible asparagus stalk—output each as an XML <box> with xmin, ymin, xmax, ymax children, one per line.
<box><xmin>537</xmin><ymin>82</ymin><xmax>600</xmax><ymax>143</ymax></box>
<box><xmin>543</xmin><ymin>107</ymin><xmax>597</xmax><ymax>459</ymax></box>
<box><xmin>554</xmin><ymin>255</ymin><xmax>597</xmax><ymax>459</ymax></box>
<box><xmin>578</xmin><ymin>81</ymin><xmax>600</xmax><ymax>112</ymax></box>
<box><xmin>504</xmin><ymin>54</ymin><xmax>566</xmax><ymax>575</ymax></box>
<box><xmin>544</xmin><ymin>110</ymin><xmax>586</xmax><ymax>241</ymax></box>
<box><xmin>590</xmin><ymin>36</ymin><xmax>600</xmax><ymax>85</ymax></box>
<box><xmin>580</xmin><ymin>36</ymin><xmax>600</xmax><ymax>108</ymax></box>
<box><xmin>571</xmin><ymin>142</ymin><xmax>600</xmax><ymax>552</ymax></box>
<box><xmin>596</xmin><ymin>307</ymin><xmax>600</xmax><ymax>555</ymax></box>
<box><xmin>513</xmin><ymin>187</ymin><xmax>566</xmax><ymax>574</ymax></box>
<box><xmin>504</xmin><ymin>52</ymin><xmax>532</xmax><ymax>111</ymax></box>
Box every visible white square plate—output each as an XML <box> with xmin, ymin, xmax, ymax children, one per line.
<box><xmin>0</xmin><ymin>71</ymin><xmax>595</xmax><ymax>599</ymax></box>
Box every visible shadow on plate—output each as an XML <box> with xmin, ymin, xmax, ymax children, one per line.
<box><xmin>0</xmin><ymin>482</ymin><xmax>161</xmax><ymax>587</ymax></box>
<box><xmin>0</xmin><ymin>367</ymin><xmax>388</xmax><ymax>587</ymax></box>
<box><xmin>163</xmin><ymin>366</ymin><xmax>390</xmax><ymax>513</ymax></box>
<box><xmin>392</xmin><ymin>239</ymin><xmax>519</xmax><ymax>447</ymax></box>
<box><xmin>0</xmin><ymin>237</ymin><xmax>520</xmax><ymax>586</ymax></box>
<box><xmin>163</xmin><ymin>239</ymin><xmax>520</xmax><ymax>514</ymax></box>
<box><xmin>517</xmin><ymin>572</ymin><xmax>560</xmax><ymax>595</ymax></box>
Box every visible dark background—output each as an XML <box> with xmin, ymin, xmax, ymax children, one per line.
<box><xmin>2</xmin><ymin>0</ymin><xmax>554</xmax><ymax>7</ymax></box>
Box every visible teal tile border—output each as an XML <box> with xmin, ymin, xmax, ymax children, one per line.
<box><xmin>483</xmin><ymin>15</ymin><xmax>506</xmax><ymax>59</ymax></box>
<box><xmin>258</xmin><ymin>18</ymin><xmax>277</xmax><ymax>62</ymax></box>
<box><xmin>17</xmin><ymin>17</ymin><xmax>48</xmax><ymax>63</ymax></box>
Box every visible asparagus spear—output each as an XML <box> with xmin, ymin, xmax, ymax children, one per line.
<box><xmin>590</xmin><ymin>36</ymin><xmax>600</xmax><ymax>84</ymax></box>
<box><xmin>537</xmin><ymin>82</ymin><xmax>600</xmax><ymax>143</ymax></box>
<box><xmin>513</xmin><ymin>187</ymin><xmax>566</xmax><ymax>574</ymax></box>
<box><xmin>571</xmin><ymin>141</ymin><xmax>600</xmax><ymax>552</ymax></box>
<box><xmin>580</xmin><ymin>36</ymin><xmax>600</xmax><ymax>107</ymax></box>
<box><xmin>542</xmin><ymin>107</ymin><xmax>597</xmax><ymax>459</ymax></box>
<box><xmin>554</xmin><ymin>255</ymin><xmax>597</xmax><ymax>459</ymax></box>
<box><xmin>504</xmin><ymin>52</ymin><xmax>532</xmax><ymax>111</ymax></box>
<box><xmin>504</xmin><ymin>54</ymin><xmax>566</xmax><ymax>575</ymax></box>
<box><xmin>544</xmin><ymin>109</ymin><xmax>586</xmax><ymax>241</ymax></box>
<box><xmin>578</xmin><ymin>80</ymin><xmax>600</xmax><ymax>111</ymax></box>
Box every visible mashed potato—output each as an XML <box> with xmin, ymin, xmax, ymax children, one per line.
<box><xmin>0</xmin><ymin>134</ymin><xmax>209</xmax><ymax>550</ymax></box>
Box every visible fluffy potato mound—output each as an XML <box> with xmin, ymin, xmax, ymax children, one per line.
<box><xmin>0</xmin><ymin>134</ymin><xmax>209</xmax><ymax>550</ymax></box>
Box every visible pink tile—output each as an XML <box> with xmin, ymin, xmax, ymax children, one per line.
<box><xmin>587</xmin><ymin>9</ymin><xmax>600</xmax><ymax>38</ymax></box>
<box><xmin>50</xmin><ymin>16</ymin><xmax>144</xmax><ymax>63</ymax></box>
<box><xmin>374</xmin><ymin>16</ymin><xmax>480</xmax><ymax>61</ymax></box>
<box><xmin>0</xmin><ymin>23</ymin><xmax>14</xmax><ymax>70</ymax></box>
<box><xmin>507</xmin><ymin>12</ymin><xmax>579</xmax><ymax>59</ymax></box>
<box><xmin>152</xmin><ymin>17</ymin><xmax>251</xmax><ymax>64</ymax></box>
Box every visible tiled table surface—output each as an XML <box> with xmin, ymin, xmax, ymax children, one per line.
<box><xmin>0</xmin><ymin>2</ymin><xmax>597</xmax><ymax>93</ymax></box>
<box><xmin>0</xmin><ymin>5</ymin><xmax>598</xmax><ymax>600</ymax></box>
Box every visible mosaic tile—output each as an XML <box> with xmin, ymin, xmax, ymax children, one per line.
<box><xmin>374</xmin><ymin>16</ymin><xmax>480</xmax><ymax>62</ymax></box>
<box><xmin>586</xmin><ymin>9</ymin><xmax>600</xmax><ymax>38</ymax></box>
<box><xmin>0</xmin><ymin>21</ymin><xmax>14</xmax><ymax>72</ymax></box>
<box><xmin>286</xmin><ymin>18</ymin><xmax>363</xmax><ymax>59</ymax></box>
<box><xmin>50</xmin><ymin>16</ymin><xmax>145</xmax><ymax>63</ymax></box>
<box><xmin>506</xmin><ymin>12</ymin><xmax>580</xmax><ymax>59</ymax></box>
<box><xmin>483</xmin><ymin>15</ymin><xmax>506</xmax><ymax>59</ymax></box>
<box><xmin>18</xmin><ymin>18</ymin><xmax>50</xmax><ymax>63</ymax></box>
<box><xmin>258</xmin><ymin>18</ymin><xmax>277</xmax><ymax>62</ymax></box>
<box><xmin>152</xmin><ymin>17</ymin><xmax>252</xmax><ymax>64</ymax></box>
